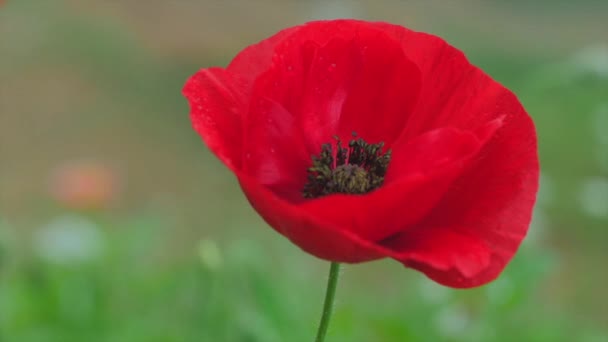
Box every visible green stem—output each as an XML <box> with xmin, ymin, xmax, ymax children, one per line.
<box><xmin>315</xmin><ymin>262</ymin><xmax>341</xmax><ymax>342</ymax></box>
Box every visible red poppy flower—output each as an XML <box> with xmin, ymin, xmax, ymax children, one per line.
<box><xmin>183</xmin><ymin>19</ymin><xmax>539</xmax><ymax>288</ymax></box>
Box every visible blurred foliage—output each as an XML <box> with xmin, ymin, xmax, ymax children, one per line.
<box><xmin>1</xmin><ymin>0</ymin><xmax>607</xmax><ymax>341</ymax></box>
<box><xmin>0</xmin><ymin>213</ymin><xmax>605</xmax><ymax>342</ymax></box>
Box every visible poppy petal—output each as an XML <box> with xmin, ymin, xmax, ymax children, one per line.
<box><xmin>372</xmin><ymin>22</ymin><xmax>513</xmax><ymax>137</ymax></box>
<box><xmin>183</xmin><ymin>68</ymin><xmax>247</xmax><ymax>171</ymax></box>
<box><xmin>300</xmin><ymin>120</ymin><xmax>501</xmax><ymax>243</ymax></box>
<box><xmin>334</xmin><ymin>30</ymin><xmax>420</xmax><ymax>147</ymax></box>
<box><xmin>227</xmin><ymin>26</ymin><xmax>301</xmax><ymax>94</ymax></box>
<box><xmin>237</xmin><ymin>171</ymin><xmax>384</xmax><ymax>263</ymax></box>
<box><xmin>380</xmin><ymin>228</ymin><xmax>493</xmax><ymax>287</ymax></box>
<box><xmin>242</xmin><ymin>97</ymin><xmax>310</xmax><ymax>201</ymax></box>
<box><xmin>378</xmin><ymin>101</ymin><xmax>537</xmax><ymax>287</ymax></box>
<box><xmin>244</xmin><ymin>21</ymin><xmax>420</xmax><ymax>154</ymax></box>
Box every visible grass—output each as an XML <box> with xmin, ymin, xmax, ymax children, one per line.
<box><xmin>0</xmin><ymin>212</ymin><xmax>604</xmax><ymax>341</ymax></box>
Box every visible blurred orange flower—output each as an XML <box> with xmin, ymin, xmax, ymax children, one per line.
<box><xmin>50</xmin><ymin>161</ymin><xmax>119</xmax><ymax>210</ymax></box>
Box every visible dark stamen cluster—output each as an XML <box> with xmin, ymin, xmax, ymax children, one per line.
<box><xmin>302</xmin><ymin>133</ymin><xmax>391</xmax><ymax>198</ymax></box>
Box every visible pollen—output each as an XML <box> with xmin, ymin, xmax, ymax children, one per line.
<box><xmin>302</xmin><ymin>133</ymin><xmax>391</xmax><ymax>198</ymax></box>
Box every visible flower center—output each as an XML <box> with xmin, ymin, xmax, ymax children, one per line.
<box><xmin>302</xmin><ymin>133</ymin><xmax>391</xmax><ymax>198</ymax></box>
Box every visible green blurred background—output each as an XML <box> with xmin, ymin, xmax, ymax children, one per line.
<box><xmin>1</xmin><ymin>1</ymin><xmax>607</xmax><ymax>341</ymax></box>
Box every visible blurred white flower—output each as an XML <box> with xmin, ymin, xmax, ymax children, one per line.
<box><xmin>526</xmin><ymin>209</ymin><xmax>548</xmax><ymax>245</ymax></box>
<box><xmin>572</xmin><ymin>44</ymin><xmax>608</xmax><ymax>79</ymax></box>
<box><xmin>34</xmin><ymin>215</ymin><xmax>105</xmax><ymax>265</ymax></box>
<box><xmin>578</xmin><ymin>178</ymin><xmax>608</xmax><ymax>218</ymax></box>
<box><xmin>538</xmin><ymin>172</ymin><xmax>556</xmax><ymax>207</ymax></box>
<box><xmin>434</xmin><ymin>305</ymin><xmax>470</xmax><ymax>338</ymax></box>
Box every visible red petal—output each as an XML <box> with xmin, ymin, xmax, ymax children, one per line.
<box><xmin>241</xmin><ymin>97</ymin><xmax>310</xmax><ymax>202</ymax></box>
<box><xmin>334</xmin><ymin>28</ymin><xmax>420</xmax><ymax>147</ymax></box>
<box><xmin>183</xmin><ymin>68</ymin><xmax>247</xmax><ymax>171</ymax></box>
<box><xmin>381</xmin><ymin>229</ymin><xmax>492</xmax><ymax>283</ymax></box>
<box><xmin>377</xmin><ymin>101</ymin><xmax>537</xmax><ymax>287</ymax></box>
<box><xmin>300</xmin><ymin>126</ymin><xmax>490</xmax><ymax>243</ymax></box>
<box><xmin>372</xmin><ymin>22</ymin><xmax>513</xmax><ymax>136</ymax></box>
<box><xmin>385</xmin><ymin>126</ymin><xmax>482</xmax><ymax>183</ymax></box>
<box><xmin>237</xmin><ymin>171</ymin><xmax>384</xmax><ymax>263</ymax></box>
<box><xmin>236</xmin><ymin>103</ymin><xmax>536</xmax><ymax>289</ymax></box>
<box><xmin>246</xmin><ymin>20</ymin><xmax>421</xmax><ymax>155</ymax></box>
<box><xmin>239</xmin><ymin>165</ymin><xmax>495</xmax><ymax>288</ymax></box>
<box><xmin>227</xmin><ymin>25</ymin><xmax>301</xmax><ymax>95</ymax></box>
